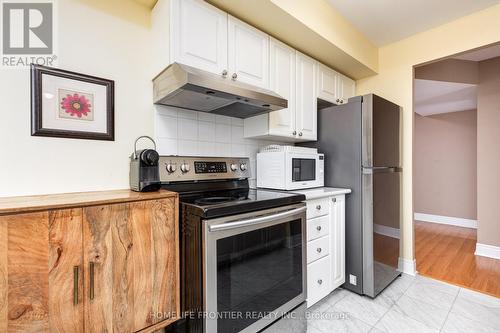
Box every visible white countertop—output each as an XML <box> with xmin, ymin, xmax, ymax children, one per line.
<box><xmin>291</xmin><ymin>187</ymin><xmax>351</xmax><ymax>200</ymax></box>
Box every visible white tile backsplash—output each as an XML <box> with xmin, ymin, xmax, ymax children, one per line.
<box><xmin>155</xmin><ymin>105</ymin><xmax>289</xmax><ymax>184</ymax></box>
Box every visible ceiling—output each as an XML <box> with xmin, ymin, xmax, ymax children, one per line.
<box><xmin>327</xmin><ymin>0</ymin><xmax>500</xmax><ymax>46</ymax></box>
<box><xmin>453</xmin><ymin>43</ymin><xmax>500</xmax><ymax>61</ymax></box>
<box><xmin>414</xmin><ymin>79</ymin><xmax>477</xmax><ymax>116</ymax></box>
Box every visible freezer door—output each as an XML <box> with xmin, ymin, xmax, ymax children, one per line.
<box><xmin>362</xmin><ymin>167</ymin><xmax>401</xmax><ymax>297</ymax></box>
<box><xmin>362</xmin><ymin>94</ymin><xmax>402</xmax><ymax>168</ymax></box>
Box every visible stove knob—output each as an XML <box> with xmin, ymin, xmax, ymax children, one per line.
<box><xmin>230</xmin><ymin>163</ymin><xmax>238</xmax><ymax>172</ymax></box>
<box><xmin>180</xmin><ymin>163</ymin><xmax>190</xmax><ymax>173</ymax></box>
<box><xmin>240</xmin><ymin>163</ymin><xmax>247</xmax><ymax>171</ymax></box>
<box><xmin>166</xmin><ymin>163</ymin><xmax>177</xmax><ymax>173</ymax></box>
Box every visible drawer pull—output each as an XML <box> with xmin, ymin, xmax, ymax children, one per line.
<box><xmin>318</xmin><ymin>279</ymin><xmax>323</xmax><ymax>285</ymax></box>
<box><xmin>316</xmin><ymin>205</ymin><xmax>321</xmax><ymax>210</ymax></box>
<box><xmin>332</xmin><ymin>198</ymin><xmax>337</xmax><ymax>203</ymax></box>
<box><xmin>89</xmin><ymin>261</ymin><xmax>95</xmax><ymax>301</ymax></box>
<box><xmin>316</xmin><ymin>225</ymin><xmax>322</xmax><ymax>231</ymax></box>
<box><xmin>317</xmin><ymin>247</ymin><xmax>322</xmax><ymax>253</ymax></box>
<box><xmin>73</xmin><ymin>266</ymin><xmax>79</xmax><ymax>305</ymax></box>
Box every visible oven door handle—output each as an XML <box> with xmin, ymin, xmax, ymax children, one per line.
<box><xmin>208</xmin><ymin>206</ymin><xmax>306</xmax><ymax>232</ymax></box>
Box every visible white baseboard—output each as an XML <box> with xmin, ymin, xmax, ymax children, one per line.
<box><xmin>414</xmin><ymin>213</ymin><xmax>477</xmax><ymax>229</ymax></box>
<box><xmin>374</xmin><ymin>224</ymin><xmax>400</xmax><ymax>239</ymax></box>
<box><xmin>398</xmin><ymin>257</ymin><xmax>417</xmax><ymax>276</ymax></box>
<box><xmin>475</xmin><ymin>243</ymin><xmax>500</xmax><ymax>260</ymax></box>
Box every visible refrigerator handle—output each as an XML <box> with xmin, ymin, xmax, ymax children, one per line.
<box><xmin>362</xmin><ymin>167</ymin><xmax>402</xmax><ymax>174</ymax></box>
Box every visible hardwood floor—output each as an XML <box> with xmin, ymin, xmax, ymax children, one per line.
<box><xmin>415</xmin><ymin>220</ymin><xmax>500</xmax><ymax>298</ymax></box>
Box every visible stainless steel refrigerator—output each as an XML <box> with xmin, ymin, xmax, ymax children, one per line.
<box><xmin>299</xmin><ymin>94</ymin><xmax>402</xmax><ymax>297</ymax></box>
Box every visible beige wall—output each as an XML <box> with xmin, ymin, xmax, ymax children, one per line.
<box><xmin>477</xmin><ymin>57</ymin><xmax>500</xmax><ymax>246</ymax></box>
<box><xmin>0</xmin><ymin>0</ymin><xmax>153</xmax><ymax>197</ymax></box>
<box><xmin>414</xmin><ymin>110</ymin><xmax>477</xmax><ymax>220</ymax></box>
<box><xmin>356</xmin><ymin>3</ymin><xmax>500</xmax><ymax>261</ymax></box>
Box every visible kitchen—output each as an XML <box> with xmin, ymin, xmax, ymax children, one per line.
<box><xmin>1</xmin><ymin>0</ymin><xmax>500</xmax><ymax>333</ymax></box>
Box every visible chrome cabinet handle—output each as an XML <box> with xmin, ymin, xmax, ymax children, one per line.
<box><xmin>292</xmin><ymin>130</ymin><xmax>297</xmax><ymax>136</ymax></box>
<box><xmin>316</xmin><ymin>205</ymin><xmax>321</xmax><ymax>210</ymax></box>
<box><xmin>316</xmin><ymin>225</ymin><xmax>322</xmax><ymax>231</ymax></box>
<box><xmin>317</xmin><ymin>247</ymin><xmax>322</xmax><ymax>253</ymax></box>
<box><xmin>222</xmin><ymin>69</ymin><xmax>228</xmax><ymax>78</ymax></box>
<box><xmin>89</xmin><ymin>261</ymin><xmax>95</xmax><ymax>301</ymax></box>
<box><xmin>318</xmin><ymin>279</ymin><xmax>323</xmax><ymax>285</ymax></box>
<box><xmin>232</xmin><ymin>73</ymin><xmax>238</xmax><ymax>80</ymax></box>
<box><xmin>299</xmin><ymin>132</ymin><xmax>303</xmax><ymax>136</ymax></box>
<box><xmin>73</xmin><ymin>266</ymin><xmax>79</xmax><ymax>305</ymax></box>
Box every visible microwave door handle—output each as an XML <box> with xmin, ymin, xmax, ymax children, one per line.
<box><xmin>208</xmin><ymin>206</ymin><xmax>306</xmax><ymax>232</ymax></box>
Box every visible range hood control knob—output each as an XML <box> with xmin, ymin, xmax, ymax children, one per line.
<box><xmin>240</xmin><ymin>163</ymin><xmax>247</xmax><ymax>171</ymax></box>
<box><xmin>166</xmin><ymin>163</ymin><xmax>177</xmax><ymax>173</ymax></box>
<box><xmin>180</xmin><ymin>163</ymin><xmax>190</xmax><ymax>173</ymax></box>
<box><xmin>230</xmin><ymin>164</ymin><xmax>238</xmax><ymax>172</ymax></box>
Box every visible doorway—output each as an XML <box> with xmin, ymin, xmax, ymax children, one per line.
<box><xmin>413</xmin><ymin>43</ymin><xmax>500</xmax><ymax>297</ymax></box>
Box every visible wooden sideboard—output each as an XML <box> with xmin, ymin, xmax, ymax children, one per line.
<box><xmin>0</xmin><ymin>190</ymin><xmax>180</xmax><ymax>333</ymax></box>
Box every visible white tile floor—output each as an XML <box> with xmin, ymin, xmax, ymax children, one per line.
<box><xmin>264</xmin><ymin>274</ymin><xmax>500</xmax><ymax>333</ymax></box>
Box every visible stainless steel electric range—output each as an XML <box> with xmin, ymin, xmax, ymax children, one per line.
<box><xmin>160</xmin><ymin>156</ymin><xmax>306</xmax><ymax>333</ymax></box>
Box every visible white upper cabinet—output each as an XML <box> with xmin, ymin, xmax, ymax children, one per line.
<box><xmin>227</xmin><ymin>16</ymin><xmax>270</xmax><ymax>89</ymax></box>
<box><xmin>337</xmin><ymin>73</ymin><xmax>356</xmax><ymax>103</ymax></box>
<box><xmin>268</xmin><ymin>38</ymin><xmax>296</xmax><ymax>137</ymax></box>
<box><xmin>295</xmin><ymin>51</ymin><xmax>318</xmax><ymax>141</ymax></box>
<box><xmin>170</xmin><ymin>0</ymin><xmax>228</xmax><ymax>76</ymax></box>
<box><xmin>317</xmin><ymin>63</ymin><xmax>338</xmax><ymax>104</ymax></box>
<box><xmin>317</xmin><ymin>64</ymin><xmax>356</xmax><ymax>105</ymax></box>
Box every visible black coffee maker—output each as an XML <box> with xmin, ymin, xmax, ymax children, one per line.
<box><xmin>129</xmin><ymin>136</ymin><xmax>161</xmax><ymax>192</ymax></box>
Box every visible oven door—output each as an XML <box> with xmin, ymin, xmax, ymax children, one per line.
<box><xmin>203</xmin><ymin>203</ymin><xmax>307</xmax><ymax>333</ymax></box>
<box><xmin>285</xmin><ymin>153</ymin><xmax>323</xmax><ymax>190</ymax></box>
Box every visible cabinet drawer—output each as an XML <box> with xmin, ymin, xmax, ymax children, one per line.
<box><xmin>307</xmin><ymin>234</ymin><xmax>330</xmax><ymax>264</ymax></box>
<box><xmin>306</xmin><ymin>197</ymin><xmax>329</xmax><ymax>219</ymax></box>
<box><xmin>307</xmin><ymin>215</ymin><xmax>329</xmax><ymax>241</ymax></box>
<box><xmin>307</xmin><ymin>255</ymin><xmax>332</xmax><ymax>307</ymax></box>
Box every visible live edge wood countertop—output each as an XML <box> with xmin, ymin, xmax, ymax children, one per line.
<box><xmin>0</xmin><ymin>189</ymin><xmax>178</xmax><ymax>215</ymax></box>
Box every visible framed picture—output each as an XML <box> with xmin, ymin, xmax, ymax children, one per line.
<box><xmin>31</xmin><ymin>64</ymin><xmax>114</xmax><ymax>141</ymax></box>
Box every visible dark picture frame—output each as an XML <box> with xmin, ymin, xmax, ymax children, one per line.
<box><xmin>31</xmin><ymin>64</ymin><xmax>115</xmax><ymax>141</ymax></box>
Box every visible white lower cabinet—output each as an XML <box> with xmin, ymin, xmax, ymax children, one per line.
<box><xmin>307</xmin><ymin>256</ymin><xmax>332</xmax><ymax>306</ymax></box>
<box><xmin>304</xmin><ymin>193</ymin><xmax>347</xmax><ymax>308</ymax></box>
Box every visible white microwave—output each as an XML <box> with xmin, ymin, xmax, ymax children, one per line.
<box><xmin>257</xmin><ymin>146</ymin><xmax>324</xmax><ymax>190</ymax></box>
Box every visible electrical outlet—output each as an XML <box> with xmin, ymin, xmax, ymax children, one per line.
<box><xmin>349</xmin><ymin>274</ymin><xmax>357</xmax><ymax>286</ymax></box>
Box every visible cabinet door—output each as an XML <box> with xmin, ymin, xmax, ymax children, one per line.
<box><xmin>228</xmin><ymin>15</ymin><xmax>269</xmax><ymax>89</ymax></box>
<box><xmin>317</xmin><ymin>63</ymin><xmax>338</xmax><ymax>104</ymax></box>
<box><xmin>170</xmin><ymin>0</ymin><xmax>228</xmax><ymax>75</ymax></box>
<box><xmin>337</xmin><ymin>73</ymin><xmax>356</xmax><ymax>104</ymax></box>
<box><xmin>268</xmin><ymin>37</ymin><xmax>295</xmax><ymax>137</ymax></box>
<box><xmin>83</xmin><ymin>198</ymin><xmax>179</xmax><ymax>333</ymax></box>
<box><xmin>0</xmin><ymin>209</ymin><xmax>84</xmax><ymax>333</ymax></box>
<box><xmin>331</xmin><ymin>196</ymin><xmax>346</xmax><ymax>289</ymax></box>
<box><xmin>295</xmin><ymin>51</ymin><xmax>318</xmax><ymax>141</ymax></box>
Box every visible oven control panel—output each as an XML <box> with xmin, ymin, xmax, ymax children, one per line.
<box><xmin>159</xmin><ymin>156</ymin><xmax>251</xmax><ymax>183</ymax></box>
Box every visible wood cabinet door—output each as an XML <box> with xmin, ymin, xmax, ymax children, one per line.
<box><xmin>268</xmin><ymin>37</ymin><xmax>296</xmax><ymax>138</ymax></box>
<box><xmin>228</xmin><ymin>15</ymin><xmax>270</xmax><ymax>89</ymax></box>
<box><xmin>295</xmin><ymin>51</ymin><xmax>318</xmax><ymax>141</ymax></box>
<box><xmin>0</xmin><ymin>209</ymin><xmax>84</xmax><ymax>333</ymax></box>
<box><xmin>83</xmin><ymin>198</ymin><xmax>179</xmax><ymax>333</ymax></box>
<box><xmin>170</xmin><ymin>0</ymin><xmax>228</xmax><ymax>75</ymax></box>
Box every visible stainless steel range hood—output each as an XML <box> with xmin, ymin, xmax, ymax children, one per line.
<box><xmin>153</xmin><ymin>62</ymin><xmax>287</xmax><ymax>118</ymax></box>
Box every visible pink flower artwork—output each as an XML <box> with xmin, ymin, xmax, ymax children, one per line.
<box><xmin>61</xmin><ymin>93</ymin><xmax>91</xmax><ymax>117</ymax></box>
